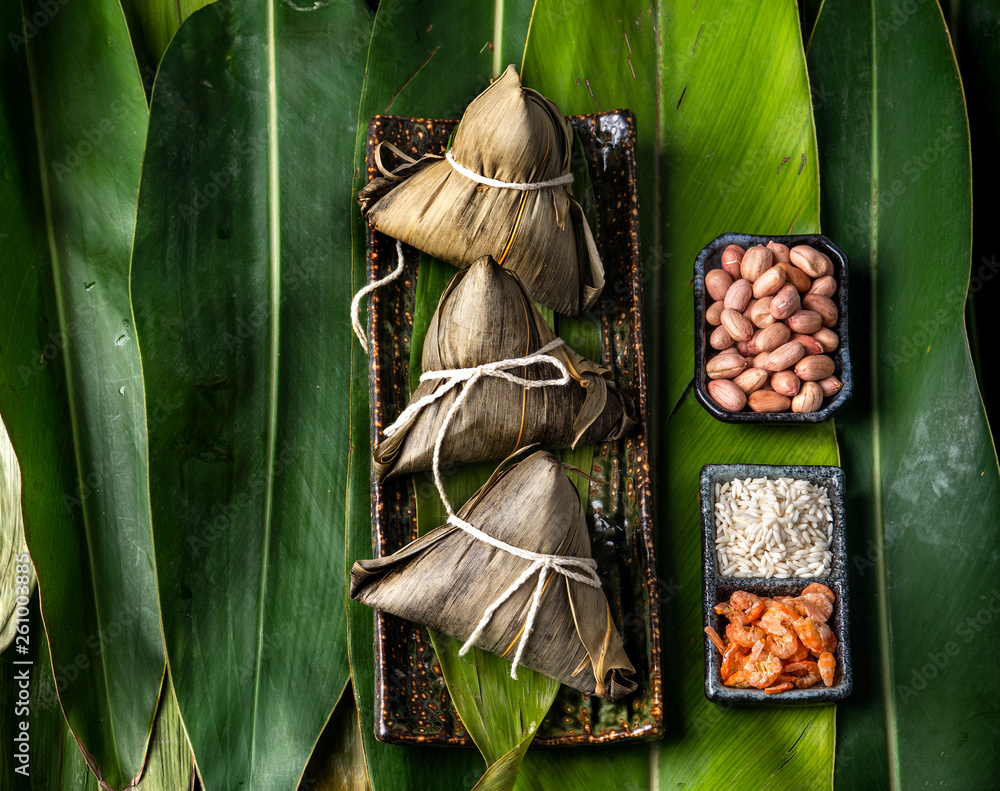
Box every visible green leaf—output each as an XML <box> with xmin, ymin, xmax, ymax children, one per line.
<box><xmin>0</xmin><ymin>0</ymin><xmax>163</xmax><ymax>785</ymax></box>
<box><xmin>119</xmin><ymin>0</ymin><xmax>214</xmax><ymax>75</ymax></box>
<box><xmin>129</xmin><ymin>1</ymin><xmax>373</xmax><ymax>787</ymax></box>
<box><xmin>941</xmin><ymin>0</ymin><xmax>1000</xmax><ymax>428</ymax></box>
<box><xmin>520</xmin><ymin>0</ymin><xmax>833</xmax><ymax>786</ymax></box>
<box><xmin>515</xmin><ymin>744</ymin><xmax>650</xmax><ymax>791</ymax></box>
<box><xmin>345</xmin><ymin>2</ymin><xmax>534</xmax><ymax>788</ymax></box>
<box><xmin>652</xmin><ymin>394</ymin><xmax>837</xmax><ymax>788</ymax></box>
<box><xmin>400</xmin><ymin>140</ymin><xmax>601</xmax><ymax>791</ymax></box>
<box><xmin>297</xmin><ymin>681</ymin><xmax>370</xmax><ymax>791</ymax></box>
<box><xmin>522</xmin><ymin>0</ymin><xmax>820</xmax><ymax>423</ymax></box>
<box><xmin>808</xmin><ymin>1</ymin><xmax>1000</xmax><ymax>787</ymax></box>
<box><xmin>10</xmin><ymin>600</ymin><xmax>193</xmax><ymax>791</ymax></box>
<box><xmin>408</xmin><ymin>259</ymin><xmax>560</xmax><ymax>780</ymax></box>
<box><xmin>1</xmin><ymin>416</ymin><xmax>35</xmax><ymax>653</ymax></box>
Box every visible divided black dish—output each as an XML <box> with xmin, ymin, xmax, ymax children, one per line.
<box><xmin>693</xmin><ymin>232</ymin><xmax>853</xmax><ymax>423</ymax></box>
<box><xmin>700</xmin><ymin>464</ymin><xmax>852</xmax><ymax>704</ymax></box>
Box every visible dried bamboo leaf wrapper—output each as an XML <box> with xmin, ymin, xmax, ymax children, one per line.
<box><xmin>358</xmin><ymin>65</ymin><xmax>603</xmax><ymax>316</ymax></box>
<box><xmin>350</xmin><ymin>450</ymin><xmax>636</xmax><ymax>699</ymax></box>
<box><xmin>373</xmin><ymin>256</ymin><xmax>635</xmax><ymax>479</ymax></box>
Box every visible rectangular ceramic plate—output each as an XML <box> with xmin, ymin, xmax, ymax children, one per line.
<box><xmin>364</xmin><ymin>111</ymin><xmax>662</xmax><ymax>746</ymax></box>
<box><xmin>693</xmin><ymin>232</ymin><xmax>853</xmax><ymax>423</ymax></box>
<box><xmin>700</xmin><ymin>464</ymin><xmax>853</xmax><ymax>704</ymax></box>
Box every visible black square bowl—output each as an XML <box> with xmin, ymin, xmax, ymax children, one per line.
<box><xmin>694</xmin><ymin>232</ymin><xmax>853</xmax><ymax>423</ymax></box>
<box><xmin>700</xmin><ymin>464</ymin><xmax>852</xmax><ymax>704</ymax></box>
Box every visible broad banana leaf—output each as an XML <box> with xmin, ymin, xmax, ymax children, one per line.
<box><xmin>521</xmin><ymin>0</ymin><xmax>835</xmax><ymax>787</ymax></box>
<box><xmin>941</xmin><ymin>0</ymin><xmax>1000</xmax><ymax>423</ymax></box>
<box><xmin>130</xmin><ymin>1</ymin><xmax>374</xmax><ymax>788</ymax></box>
<box><xmin>119</xmin><ymin>0</ymin><xmax>214</xmax><ymax>75</ymax></box>
<box><xmin>10</xmin><ymin>600</ymin><xmax>193</xmax><ymax>791</ymax></box>
<box><xmin>0</xmin><ymin>0</ymin><xmax>163</xmax><ymax>786</ymax></box>
<box><xmin>522</xmin><ymin>0</ymin><xmax>821</xmax><ymax>424</ymax></box>
<box><xmin>809</xmin><ymin>1</ymin><xmax>1000</xmax><ymax>787</ymax></box>
<box><xmin>297</xmin><ymin>683</ymin><xmax>370</xmax><ymax>791</ymax></box>
<box><xmin>345</xmin><ymin>1</ymin><xmax>534</xmax><ymax>788</ymax></box>
<box><xmin>1</xmin><ymin>416</ymin><xmax>35</xmax><ymax>653</ymax></box>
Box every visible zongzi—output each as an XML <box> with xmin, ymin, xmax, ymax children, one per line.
<box><xmin>358</xmin><ymin>64</ymin><xmax>603</xmax><ymax>317</ymax></box>
<box><xmin>350</xmin><ymin>449</ymin><xmax>636</xmax><ymax>699</ymax></box>
<box><xmin>374</xmin><ymin>255</ymin><xmax>635</xmax><ymax>480</ymax></box>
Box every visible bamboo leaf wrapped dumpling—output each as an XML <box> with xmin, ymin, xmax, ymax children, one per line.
<box><xmin>350</xmin><ymin>450</ymin><xmax>637</xmax><ymax>699</ymax></box>
<box><xmin>374</xmin><ymin>255</ymin><xmax>635</xmax><ymax>480</ymax></box>
<box><xmin>358</xmin><ymin>64</ymin><xmax>603</xmax><ymax>317</ymax></box>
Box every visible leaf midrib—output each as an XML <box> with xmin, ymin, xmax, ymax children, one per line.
<box><xmin>867</xmin><ymin>1</ymin><xmax>899</xmax><ymax>787</ymax></box>
<box><xmin>247</xmin><ymin>0</ymin><xmax>283</xmax><ymax>784</ymax></box>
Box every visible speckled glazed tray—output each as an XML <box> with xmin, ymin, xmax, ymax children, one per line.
<box><xmin>700</xmin><ymin>464</ymin><xmax>852</xmax><ymax>704</ymax></box>
<box><xmin>362</xmin><ymin>111</ymin><xmax>662</xmax><ymax>747</ymax></box>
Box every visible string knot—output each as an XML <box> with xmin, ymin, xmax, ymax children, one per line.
<box><xmin>447</xmin><ymin>513</ymin><xmax>601</xmax><ymax>679</ymax></box>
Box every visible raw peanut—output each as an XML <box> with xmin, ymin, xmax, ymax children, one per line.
<box><xmin>707</xmin><ymin>353</ymin><xmax>749</xmax><ymax>379</ymax></box>
<box><xmin>790</xmin><ymin>244</ymin><xmax>832</xmax><ymax>277</ymax></box>
<box><xmin>765</xmin><ymin>341</ymin><xmax>806</xmax><ymax>372</ymax></box>
<box><xmin>766</xmin><ymin>240</ymin><xmax>791</xmax><ymax>263</ymax></box>
<box><xmin>770</xmin><ymin>369</ymin><xmax>801</xmax><ymax>397</ymax></box>
<box><xmin>724</xmin><ymin>278</ymin><xmax>753</xmax><ymax>312</ymax></box>
<box><xmin>812</xmin><ymin>327</ymin><xmax>839</xmax><ymax>352</ymax></box>
<box><xmin>748</xmin><ymin>390</ymin><xmax>791</xmax><ymax>413</ymax></box>
<box><xmin>802</xmin><ymin>293</ymin><xmax>838</xmax><ymax>328</ymax></box>
<box><xmin>742</xmin><ymin>298</ymin><xmax>757</xmax><ymax>320</ymax></box>
<box><xmin>791</xmin><ymin>333</ymin><xmax>824</xmax><ymax>356</ymax></box>
<box><xmin>721</xmin><ymin>245</ymin><xmax>745</xmax><ymax>279</ymax></box>
<box><xmin>706</xmin><ymin>300</ymin><xmax>725</xmax><ymax>325</ymax></box>
<box><xmin>708</xmin><ymin>379</ymin><xmax>747</xmax><ymax>412</ymax></box>
<box><xmin>750</xmin><ymin>297</ymin><xmax>777</xmax><ymax>328</ymax></box>
<box><xmin>770</xmin><ymin>283</ymin><xmax>801</xmax><ymax>320</ymax></box>
<box><xmin>792</xmin><ymin>381</ymin><xmax>824</xmax><ymax>413</ymax></box>
<box><xmin>776</xmin><ymin>261</ymin><xmax>812</xmax><ymax>292</ymax></box>
<box><xmin>752</xmin><ymin>322</ymin><xmax>790</xmax><ymax>353</ymax></box>
<box><xmin>786</xmin><ymin>309</ymin><xmax>823</xmax><ymax>334</ymax></box>
<box><xmin>818</xmin><ymin>375</ymin><xmax>844</xmax><ymax>397</ymax></box>
<box><xmin>794</xmin><ymin>354</ymin><xmax>836</xmax><ymax>381</ymax></box>
<box><xmin>733</xmin><ymin>367</ymin><xmax>769</xmax><ymax>394</ymax></box>
<box><xmin>752</xmin><ymin>351</ymin><xmax>771</xmax><ymax>368</ymax></box>
<box><xmin>710</xmin><ymin>324</ymin><xmax>735</xmax><ymax>350</ymax></box>
<box><xmin>771</xmin><ymin>371</ymin><xmax>802</xmax><ymax>398</ymax></box>
<box><xmin>721</xmin><ymin>308</ymin><xmax>754</xmax><ymax>342</ymax></box>
<box><xmin>740</xmin><ymin>245</ymin><xmax>773</xmax><ymax>283</ymax></box>
<box><xmin>752</xmin><ymin>265</ymin><xmax>787</xmax><ymax>299</ymax></box>
<box><xmin>735</xmin><ymin>340</ymin><xmax>753</xmax><ymax>356</ymax></box>
<box><xmin>705</xmin><ymin>269</ymin><xmax>734</xmax><ymax>301</ymax></box>
<box><xmin>807</xmin><ymin>275</ymin><xmax>837</xmax><ymax>298</ymax></box>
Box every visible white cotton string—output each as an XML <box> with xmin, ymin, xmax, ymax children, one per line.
<box><xmin>455</xmin><ymin>531</ymin><xmax>601</xmax><ymax>679</ymax></box>
<box><xmin>380</xmin><ymin>334</ymin><xmax>600</xmax><ymax>679</ymax></box>
<box><xmin>351</xmin><ymin>239</ymin><xmax>407</xmax><ymax>353</ymax></box>
<box><xmin>353</xmin><ymin>151</ymin><xmax>572</xmax><ymax>352</ymax></box>
<box><xmin>445</xmin><ymin>149</ymin><xmax>574</xmax><ymax>191</ymax></box>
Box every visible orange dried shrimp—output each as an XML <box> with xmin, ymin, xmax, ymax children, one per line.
<box><xmin>706</xmin><ymin>584</ymin><xmax>837</xmax><ymax>693</ymax></box>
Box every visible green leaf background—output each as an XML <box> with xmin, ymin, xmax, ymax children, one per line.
<box><xmin>0</xmin><ymin>0</ymin><xmax>997</xmax><ymax>788</ymax></box>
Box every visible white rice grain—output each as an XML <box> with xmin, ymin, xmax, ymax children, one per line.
<box><xmin>714</xmin><ymin>476</ymin><xmax>834</xmax><ymax>579</ymax></box>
